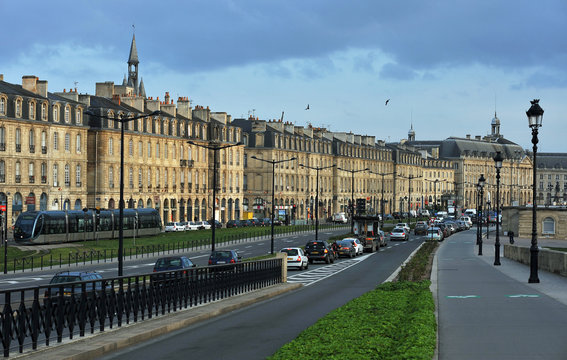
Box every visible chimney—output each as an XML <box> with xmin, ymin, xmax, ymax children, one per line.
<box><xmin>22</xmin><ymin>75</ymin><xmax>38</xmax><ymax>94</ymax></box>
<box><xmin>112</xmin><ymin>94</ymin><xmax>121</xmax><ymax>105</ymax></box>
<box><xmin>37</xmin><ymin>80</ymin><xmax>48</xmax><ymax>98</ymax></box>
<box><xmin>475</xmin><ymin>135</ymin><xmax>481</xmax><ymax>140</ymax></box>
<box><xmin>466</xmin><ymin>134</ymin><xmax>471</xmax><ymax>139</ymax></box>
<box><xmin>164</xmin><ymin>92</ymin><xmax>170</xmax><ymax>104</ymax></box>
<box><xmin>0</xmin><ymin>74</ymin><xmax>4</xmax><ymax>81</ymax></box>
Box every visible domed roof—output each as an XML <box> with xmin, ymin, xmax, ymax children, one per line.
<box><xmin>408</xmin><ymin>124</ymin><xmax>415</xmax><ymax>136</ymax></box>
<box><xmin>491</xmin><ymin>112</ymin><xmax>500</xmax><ymax>125</ymax></box>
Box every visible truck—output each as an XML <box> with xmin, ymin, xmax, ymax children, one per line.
<box><xmin>332</xmin><ymin>212</ymin><xmax>348</xmax><ymax>224</ymax></box>
<box><xmin>352</xmin><ymin>215</ymin><xmax>384</xmax><ymax>252</ymax></box>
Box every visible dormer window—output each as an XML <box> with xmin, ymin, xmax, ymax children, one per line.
<box><xmin>29</xmin><ymin>101</ymin><xmax>35</xmax><ymax>120</ymax></box>
<box><xmin>0</xmin><ymin>97</ymin><xmax>5</xmax><ymax>115</ymax></box>
<box><xmin>64</xmin><ymin>106</ymin><xmax>70</xmax><ymax>123</ymax></box>
<box><xmin>15</xmin><ymin>99</ymin><xmax>22</xmax><ymax>118</ymax></box>
<box><xmin>41</xmin><ymin>103</ymin><xmax>47</xmax><ymax>121</ymax></box>
<box><xmin>53</xmin><ymin>106</ymin><xmax>59</xmax><ymax>122</ymax></box>
<box><xmin>76</xmin><ymin>109</ymin><xmax>82</xmax><ymax>125</ymax></box>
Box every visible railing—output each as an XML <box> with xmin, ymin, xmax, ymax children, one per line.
<box><xmin>42</xmin><ymin>146</ymin><xmax>47</xmax><ymax>154</ymax></box>
<box><xmin>0</xmin><ymin>259</ymin><xmax>283</xmax><ymax>357</ymax></box>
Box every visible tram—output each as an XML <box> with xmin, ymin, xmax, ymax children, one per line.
<box><xmin>13</xmin><ymin>208</ymin><xmax>162</xmax><ymax>245</ymax></box>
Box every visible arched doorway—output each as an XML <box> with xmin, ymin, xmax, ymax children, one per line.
<box><xmin>194</xmin><ymin>199</ymin><xmax>200</xmax><ymax>221</ymax></box>
<box><xmin>108</xmin><ymin>198</ymin><xmax>116</xmax><ymax>209</ymax></box>
<box><xmin>221</xmin><ymin>198</ymin><xmax>226</xmax><ymax>223</ymax></box>
<box><xmin>163</xmin><ymin>199</ymin><xmax>170</xmax><ymax>223</ymax></box>
<box><xmin>228</xmin><ymin>199</ymin><xmax>233</xmax><ymax>221</ymax></box>
<box><xmin>128</xmin><ymin>198</ymin><xmax>134</xmax><ymax>208</ymax></box>
<box><xmin>74</xmin><ymin>199</ymin><xmax>82</xmax><ymax>210</ymax></box>
<box><xmin>179</xmin><ymin>199</ymin><xmax>186</xmax><ymax>221</ymax></box>
<box><xmin>234</xmin><ymin>199</ymin><xmax>240</xmax><ymax>220</ymax></box>
<box><xmin>201</xmin><ymin>199</ymin><xmax>206</xmax><ymax>220</ymax></box>
<box><xmin>138</xmin><ymin>199</ymin><xmax>144</xmax><ymax>208</ymax></box>
<box><xmin>26</xmin><ymin>192</ymin><xmax>36</xmax><ymax>212</ymax></box>
<box><xmin>12</xmin><ymin>193</ymin><xmax>23</xmax><ymax>224</ymax></box>
<box><xmin>187</xmin><ymin>199</ymin><xmax>193</xmax><ymax>222</ymax></box>
<box><xmin>146</xmin><ymin>198</ymin><xmax>153</xmax><ymax>208</ymax></box>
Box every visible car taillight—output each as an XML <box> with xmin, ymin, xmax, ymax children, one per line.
<box><xmin>324</xmin><ymin>249</ymin><xmax>328</xmax><ymax>253</ymax></box>
<box><xmin>208</xmin><ymin>259</ymin><xmax>212</xmax><ymax>265</ymax></box>
<box><xmin>296</xmin><ymin>256</ymin><xmax>301</xmax><ymax>261</ymax></box>
<box><xmin>230</xmin><ymin>259</ymin><xmax>235</xmax><ymax>263</ymax></box>
<box><xmin>153</xmin><ymin>269</ymin><xmax>157</xmax><ymax>272</ymax></box>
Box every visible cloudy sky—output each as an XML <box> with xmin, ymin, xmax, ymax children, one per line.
<box><xmin>2</xmin><ymin>0</ymin><xmax>565</xmax><ymax>151</ymax></box>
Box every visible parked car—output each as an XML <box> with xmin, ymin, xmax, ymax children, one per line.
<box><xmin>390</xmin><ymin>227</ymin><xmax>409</xmax><ymax>241</ymax></box>
<box><xmin>437</xmin><ymin>223</ymin><xmax>451</xmax><ymax>238</ymax></box>
<box><xmin>226</xmin><ymin>220</ymin><xmax>241</xmax><ymax>228</ymax></box>
<box><xmin>153</xmin><ymin>256</ymin><xmax>196</xmax><ymax>272</ymax></box>
<box><xmin>207</xmin><ymin>219</ymin><xmax>223</xmax><ymax>228</ymax></box>
<box><xmin>334</xmin><ymin>240</ymin><xmax>357</xmax><ymax>258</ymax></box>
<box><xmin>304</xmin><ymin>240</ymin><xmax>336</xmax><ymax>264</ymax></box>
<box><xmin>341</xmin><ymin>237</ymin><xmax>364</xmax><ymax>256</ymax></box>
<box><xmin>46</xmin><ymin>271</ymin><xmax>104</xmax><ymax>299</ymax></box>
<box><xmin>241</xmin><ymin>219</ymin><xmax>253</xmax><ymax>227</ymax></box>
<box><xmin>280</xmin><ymin>247</ymin><xmax>309</xmax><ymax>270</ymax></box>
<box><xmin>179</xmin><ymin>221</ymin><xmax>190</xmax><ymax>230</ymax></box>
<box><xmin>272</xmin><ymin>218</ymin><xmax>283</xmax><ymax>226</ymax></box>
<box><xmin>459</xmin><ymin>216</ymin><xmax>473</xmax><ymax>227</ymax></box>
<box><xmin>250</xmin><ymin>218</ymin><xmax>262</xmax><ymax>226</ymax></box>
<box><xmin>194</xmin><ymin>221</ymin><xmax>212</xmax><ymax>230</ymax></box>
<box><xmin>165</xmin><ymin>222</ymin><xmax>185</xmax><ymax>232</ymax></box>
<box><xmin>378</xmin><ymin>230</ymin><xmax>387</xmax><ymax>247</ymax></box>
<box><xmin>186</xmin><ymin>221</ymin><xmax>201</xmax><ymax>231</ymax></box>
<box><xmin>208</xmin><ymin>250</ymin><xmax>241</xmax><ymax>265</ymax></box>
<box><xmin>262</xmin><ymin>218</ymin><xmax>272</xmax><ymax>226</ymax></box>
<box><xmin>426</xmin><ymin>227</ymin><xmax>443</xmax><ymax>241</ymax></box>
<box><xmin>396</xmin><ymin>223</ymin><xmax>411</xmax><ymax>232</ymax></box>
<box><xmin>414</xmin><ymin>221</ymin><xmax>428</xmax><ymax>235</ymax></box>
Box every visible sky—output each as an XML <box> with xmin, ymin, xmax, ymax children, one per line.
<box><xmin>1</xmin><ymin>0</ymin><xmax>566</xmax><ymax>152</ymax></box>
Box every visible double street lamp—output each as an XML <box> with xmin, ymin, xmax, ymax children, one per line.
<box><xmin>300</xmin><ymin>163</ymin><xmax>336</xmax><ymax>240</ymax></box>
<box><xmin>527</xmin><ymin>99</ymin><xmax>544</xmax><ymax>283</ymax></box>
<box><xmin>251</xmin><ymin>156</ymin><xmax>296</xmax><ymax>254</ymax></box>
<box><xmin>337</xmin><ymin>167</ymin><xmax>369</xmax><ymax>234</ymax></box>
<box><xmin>85</xmin><ymin>109</ymin><xmax>162</xmax><ymax>276</ymax></box>
<box><xmin>188</xmin><ymin>140</ymin><xmax>242</xmax><ymax>252</ymax></box>
<box><xmin>493</xmin><ymin>151</ymin><xmax>503</xmax><ymax>266</ymax></box>
<box><xmin>370</xmin><ymin>171</ymin><xmax>394</xmax><ymax>228</ymax></box>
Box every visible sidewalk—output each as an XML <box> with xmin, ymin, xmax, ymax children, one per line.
<box><xmin>433</xmin><ymin>229</ymin><xmax>567</xmax><ymax>359</ymax></box>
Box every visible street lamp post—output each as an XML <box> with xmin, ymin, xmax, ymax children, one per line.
<box><xmin>486</xmin><ymin>199</ymin><xmax>491</xmax><ymax>240</ymax></box>
<box><xmin>493</xmin><ymin>151</ymin><xmax>503</xmax><ymax>266</ymax></box>
<box><xmin>527</xmin><ymin>99</ymin><xmax>544</xmax><ymax>283</ymax></box>
<box><xmin>188</xmin><ymin>140</ymin><xmax>243</xmax><ymax>252</ymax></box>
<box><xmin>251</xmin><ymin>156</ymin><xmax>296</xmax><ymax>254</ymax></box>
<box><xmin>85</xmin><ymin>109</ymin><xmax>161</xmax><ymax>276</ymax></box>
<box><xmin>301</xmin><ymin>163</ymin><xmax>336</xmax><ymax>240</ymax></box>
<box><xmin>370</xmin><ymin>172</ymin><xmax>393</xmax><ymax>228</ymax></box>
<box><xmin>338</xmin><ymin>167</ymin><xmax>369</xmax><ymax>234</ymax></box>
<box><xmin>477</xmin><ymin>174</ymin><xmax>486</xmax><ymax>256</ymax></box>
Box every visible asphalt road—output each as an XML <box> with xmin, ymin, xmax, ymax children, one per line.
<box><xmin>98</xmin><ymin>235</ymin><xmax>425</xmax><ymax>360</ymax></box>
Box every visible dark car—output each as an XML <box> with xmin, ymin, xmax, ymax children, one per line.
<box><xmin>304</xmin><ymin>240</ymin><xmax>336</xmax><ymax>264</ymax></box>
<box><xmin>208</xmin><ymin>250</ymin><xmax>241</xmax><ymax>265</ymax></box>
<box><xmin>272</xmin><ymin>218</ymin><xmax>283</xmax><ymax>226</ymax></box>
<box><xmin>240</xmin><ymin>219</ymin><xmax>253</xmax><ymax>227</ymax></box>
<box><xmin>250</xmin><ymin>218</ymin><xmax>262</xmax><ymax>226</ymax></box>
<box><xmin>414</xmin><ymin>221</ymin><xmax>428</xmax><ymax>235</ymax></box>
<box><xmin>334</xmin><ymin>240</ymin><xmax>356</xmax><ymax>258</ymax></box>
<box><xmin>226</xmin><ymin>220</ymin><xmax>241</xmax><ymax>228</ymax></box>
<box><xmin>46</xmin><ymin>271</ymin><xmax>104</xmax><ymax>299</ymax></box>
<box><xmin>207</xmin><ymin>219</ymin><xmax>223</xmax><ymax>229</ymax></box>
<box><xmin>153</xmin><ymin>256</ymin><xmax>195</xmax><ymax>272</ymax></box>
<box><xmin>262</xmin><ymin>218</ymin><xmax>272</xmax><ymax>226</ymax></box>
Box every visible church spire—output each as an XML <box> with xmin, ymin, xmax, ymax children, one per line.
<box><xmin>128</xmin><ymin>33</ymin><xmax>139</xmax><ymax>65</ymax></box>
<box><xmin>127</xmin><ymin>32</ymin><xmax>140</xmax><ymax>95</ymax></box>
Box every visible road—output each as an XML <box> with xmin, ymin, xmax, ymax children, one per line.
<box><xmin>98</xmin><ymin>235</ymin><xmax>425</xmax><ymax>359</ymax></box>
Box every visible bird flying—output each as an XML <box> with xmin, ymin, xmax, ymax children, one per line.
<box><xmin>385</xmin><ymin>99</ymin><xmax>390</xmax><ymax>106</ymax></box>
<box><xmin>305</xmin><ymin>104</ymin><xmax>310</xmax><ymax>110</ymax></box>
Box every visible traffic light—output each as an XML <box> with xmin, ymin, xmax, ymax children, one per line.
<box><xmin>356</xmin><ymin>198</ymin><xmax>366</xmax><ymax>214</ymax></box>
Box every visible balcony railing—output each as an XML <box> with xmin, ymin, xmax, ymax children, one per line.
<box><xmin>42</xmin><ymin>146</ymin><xmax>47</xmax><ymax>154</ymax></box>
<box><xmin>0</xmin><ymin>175</ymin><xmax>5</xmax><ymax>183</ymax></box>
<box><xmin>29</xmin><ymin>175</ymin><xmax>35</xmax><ymax>183</ymax></box>
<box><xmin>41</xmin><ymin>175</ymin><xmax>47</xmax><ymax>184</ymax></box>
<box><xmin>16</xmin><ymin>144</ymin><xmax>21</xmax><ymax>152</ymax></box>
<box><xmin>0</xmin><ymin>143</ymin><xmax>5</xmax><ymax>151</ymax></box>
<box><xmin>76</xmin><ymin>181</ymin><xmax>82</xmax><ymax>187</ymax></box>
<box><xmin>29</xmin><ymin>145</ymin><xmax>35</xmax><ymax>153</ymax></box>
<box><xmin>15</xmin><ymin>175</ymin><xmax>21</xmax><ymax>183</ymax></box>
<box><xmin>65</xmin><ymin>181</ymin><xmax>70</xmax><ymax>187</ymax></box>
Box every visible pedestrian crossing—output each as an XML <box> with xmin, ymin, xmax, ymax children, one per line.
<box><xmin>287</xmin><ymin>254</ymin><xmax>372</xmax><ymax>286</ymax></box>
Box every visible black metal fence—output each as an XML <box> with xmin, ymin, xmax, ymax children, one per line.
<box><xmin>0</xmin><ymin>258</ymin><xmax>283</xmax><ymax>357</ymax></box>
<box><xmin>6</xmin><ymin>223</ymin><xmax>348</xmax><ymax>273</ymax></box>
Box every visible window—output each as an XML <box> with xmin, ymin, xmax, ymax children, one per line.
<box><xmin>108</xmin><ymin>138</ymin><xmax>113</xmax><ymax>155</ymax></box>
<box><xmin>65</xmin><ymin>133</ymin><xmax>70</xmax><ymax>151</ymax></box>
<box><xmin>147</xmin><ymin>169</ymin><xmax>151</xmax><ymax>186</ymax></box>
<box><xmin>29</xmin><ymin>130</ymin><xmax>35</xmax><ymax>153</ymax></box>
<box><xmin>165</xmin><ymin>144</ymin><xmax>168</xmax><ymax>159</ymax></box>
<box><xmin>41</xmin><ymin>103</ymin><xmax>47</xmax><ymax>121</ymax></box>
<box><xmin>75</xmin><ymin>165</ymin><xmax>81</xmax><ymax>186</ymax></box>
<box><xmin>109</xmin><ymin>167</ymin><xmax>114</xmax><ymax>188</ymax></box>
<box><xmin>0</xmin><ymin>127</ymin><xmax>4</xmax><ymax>151</ymax></box>
<box><xmin>53</xmin><ymin>132</ymin><xmax>59</xmax><ymax>150</ymax></box>
<box><xmin>542</xmin><ymin>217</ymin><xmax>555</xmax><ymax>235</ymax></box>
<box><xmin>147</xmin><ymin>141</ymin><xmax>151</xmax><ymax>158</ymax></box>
<box><xmin>129</xmin><ymin>139</ymin><xmax>133</xmax><ymax>156</ymax></box>
<box><xmin>53</xmin><ymin>164</ymin><xmax>59</xmax><ymax>186</ymax></box>
<box><xmin>156</xmin><ymin>143</ymin><xmax>160</xmax><ymax>158</ymax></box>
<box><xmin>0</xmin><ymin>160</ymin><xmax>4</xmax><ymax>182</ymax></box>
<box><xmin>64</xmin><ymin>164</ymin><xmax>70</xmax><ymax>186</ymax></box>
<box><xmin>29</xmin><ymin>102</ymin><xmax>35</xmax><ymax>120</ymax></box>
<box><xmin>15</xmin><ymin>161</ymin><xmax>21</xmax><ymax>183</ymax></box>
<box><xmin>53</xmin><ymin>106</ymin><xmax>59</xmax><ymax>122</ymax></box>
<box><xmin>64</xmin><ymin>106</ymin><xmax>70</xmax><ymax>123</ymax></box>
<box><xmin>15</xmin><ymin>99</ymin><xmax>22</xmax><ymax>118</ymax></box>
<box><xmin>138</xmin><ymin>141</ymin><xmax>143</xmax><ymax>157</ymax></box>
<box><xmin>41</xmin><ymin>131</ymin><xmax>47</xmax><ymax>153</ymax></box>
<box><xmin>138</xmin><ymin>169</ymin><xmax>142</xmax><ymax>187</ymax></box>
<box><xmin>76</xmin><ymin>134</ymin><xmax>81</xmax><ymax>152</ymax></box>
<box><xmin>76</xmin><ymin>109</ymin><xmax>82</xmax><ymax>125</ymax></box>
<box><xmin>41</xmin><ymin>162</ymin><xmax>47</xmax><ymax>183</ymax></box>
<box><xmin>15</xmin><ymin>128</ymin><xmax>22</xmax><ymax>152</ymax></box>
<box><xmin>0</xmin><ymin>97</ymin><xmax>5</xmax><ymax>115</ymax></box>
<box><xmin>129</xmin><ymin>168</ymin><xmax>133</xmax><ymax>188</ymax></box>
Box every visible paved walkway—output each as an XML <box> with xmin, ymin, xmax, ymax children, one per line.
<box><xmin>433</xmin><ymin>229</ymin><xmax>567</xmax><ymax>359</ymax></box>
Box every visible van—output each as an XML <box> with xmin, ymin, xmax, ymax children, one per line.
<box><xmin>464</xmin><ymin>209</ymin><xmax>477</xmax><ymax>216</ymax></box>
<box><xmin>332</xmin><ymin>212</ymin><xmax>348</xmax><ymax>224</ymax></box>
<box><xmin>459</xmin><ymin>216</ymin><xmax>472</xmax><ymax>227</ymax></box>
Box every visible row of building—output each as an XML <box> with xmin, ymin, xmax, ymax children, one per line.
<box><xmin>1</xmin><ymin>35</ymin><xmax>566</xmax><ymax>227</ymax></box>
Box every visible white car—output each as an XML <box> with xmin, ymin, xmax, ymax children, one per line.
<box><xmin>280</xmin><ymin>247</ymin><xmax>309</xmax><ymax>270</ymax></box>
<box><xmin>459</xmin><ymin>216</ymin><xmax>472</xmax><ymax>227</ymax></box>
<box><xmin>426</xmin><ymin>227</ymin><xmax>443</xmax><ymax>241</ymax></box>
<box><xmin>342</xmin><ymin>237</ymin><xmax>364</xmax><ymax>255</ymax></box>
<box><xmin>396</xmin><ymin>223</ymin><xmax>410</xmax><ymax>232</ymax></box>
<box><xmin>195</xmin><ymin>221</ymin><xmax>212</xmax><ymax>230</ymax></box>
<box><xmin>164</xmin><ymin>222</ymin><xmax>185</xmax><ymax>232</ymax></box>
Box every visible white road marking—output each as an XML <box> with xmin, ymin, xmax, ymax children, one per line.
<box><xmin>287</xmin><ymin>254</ymin><xmax>372</xmax><ymax>286</ymax></box>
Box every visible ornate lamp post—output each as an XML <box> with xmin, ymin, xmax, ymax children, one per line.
<box><xmin>188</xmin><ymin>140</ymin><xmax>242</xmax><ymax>252</ymax></box>
<box><xmin>251</xmin><ymin>156</ymin><xmax>296</xmax><ymax>254</ymax></box>
<box><xmin>300</xmin><ymin>163</ymin><xmax>336</xmax><ymax>240</ymax></box>
<box><xmin>85</xmin><ymin>109</ymin><xmax>161</xmax><ymax>276</ymax></box>
<box><xmin>477</xmin><ymin>174</ymin><xmax>486</xmax><ymax>256</ymax></box>
<box><xmin>338</xmin><ymin>167</ymin><xmax>369</xmax><ymax>233</ymax></box>
<box><xmin>527</xmin><ymin>99</ymin><xmax>543</xmax><ymax>283</ymax></box>
<box><xmin>493</xmin><ymin>151</ymin><xmax>503</xmax><ymax>265</ymax></box>
<box><xmin>486</xmin><ymin>199</ymin><xmax>491</xmax><ymax>239</ymax></box>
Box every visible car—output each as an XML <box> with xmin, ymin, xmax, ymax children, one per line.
<box><xmin>426</xmin><ymin>227</ymin><xmax>443</xmax><ymax>241</ymax></box>
<box><xmin>378</xmin><ymin>230</ymin><xmax>387</xmax><ymax>247</ymax></box>
<box><xmin>334</xmin><ymin>240</ymin><xmax>357</xmax><ymax>258</ymax></box>
<box><xmin>459</xmin><ymin>216</ymin><xmax>473</xmax><ymax>227</ymax></box>
<box><xmin>226</xmin><ymin>220</ymin><xmax>241</xmax><ymax>228</ymax></box>
<box><xmin>250</xmin><ymin>218</ymin><xmax>262</xmax><ymax>226</ymax></box>
<box><xmin>165</xmin><ymin>222</ymin><xmax>185</xmax><ymax>232</ymax></box>
<box><xmin>272</xmin><ymin>218</ymin><xmax>283</xmax><ymax>226</ymax></box>
<box><xmin>179</xmin><ymin>221</ymin><xmax>190</xmax><ymax>230</ymax></box>
<box><xmin>341</xmin><ymin>237</ymin><xmax>364</xmax><ymax>256</ymax></box>
<box><xmin>153</xmin><ymin>256</ymin><xmax>196</xmax><ymax>272</ymax></box>
<box><xmin>390</xmin><ymin>227</ymin><xmax>409</xmax><ymax>241</ymax></box>
<box><xmin>437</xmin><ymin>223</ymin><xmax>451</xmax><ymax>238</ymax></box>
<box><xmin>185</xmin><ymin>221</ymin><xmax>201</xmax><ymax>230</ymax></box>
<box><xmin>414</xmin><ymin>221</ymin><xmax>428</xmax><ymax>235</ymax></box>
<box><xmin>207</xmin><ymin>219</ymin><xmax>223</xmax><ymax>228</ymax></box>
<box><xmin>262</xmin><ymin>218</ymin><xmax>273</xmax><ymax>226</ymax></box>
<box><xmin>304</xmin><ymin>240</ymin><xmax>336</xmax><ymax>264</ymax></box>
<box><xmin>208</xmin><ymin>250</ymin><xmax>241</xmax><ymax>265</ymax></box>
<box><xmin>194</xmin><ymin>221</ymin><xmax>211</xmax><ymax>230</ymax></box>
<box><xmin>384</xmin><ymin>214</ymin><xmax>395</xmax><ymax>221</ymax></box>
<box><xmin>46</xmin><ymin>271</ymin><xmax>104</xmax><ymax>299</ymax></box>
<box><xmin>280</xmin><ymin>247</ymin><xmax>309</xmax><ymax>270</ymax></box>
<box><xmin>396</xmin><ymin>223</ymin><xmax>410</xmax><ymax>232</ymax></box>
<box><xmin>241</xmin><ymin>219</ymin><xmax>253</xmax><ymax>227</ymax></box>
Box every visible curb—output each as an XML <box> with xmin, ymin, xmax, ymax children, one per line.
<box><xmin>13</xmin><ymin>283</ymin><xmax>302</xmax><ymax>360</ymax></box>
